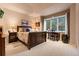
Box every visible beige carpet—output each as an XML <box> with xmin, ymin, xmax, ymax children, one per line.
<box><xmin>5</xmin><ymin>41</ymin><xmax>28</xmax><ymax>56</ymax></box>
<box><xmin>6</xmin><ymin>40</ymin><xmax>79</xmax><ymax>56</ymax></box>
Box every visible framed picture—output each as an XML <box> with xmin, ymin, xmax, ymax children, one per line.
<box><xmin>21</xmin><ymin>19</ymin><xmax>28</xmax><ymax>26</ymax></box>
<box><xmin>35</xmin><ymin>22</ymin><xmax>40</xmax><ymax>27</ymax></box>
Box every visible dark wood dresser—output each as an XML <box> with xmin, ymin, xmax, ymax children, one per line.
<box><xmin>0</xmin><ymin>37</ymin><xmax>5</xmax><ymax>56</ymax></box>
<box><xmin>0</xmin><ymin>27</ymin><xmax>5</xmax><ymax>56</ymax></box>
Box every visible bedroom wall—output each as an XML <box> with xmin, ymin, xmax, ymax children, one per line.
<box><xmin>69</xmin><ymin>4</ymin><xmax>79</xmax><ymax>48</ymax></box>
<box><xmin>29</xmin><ymin>16</ymin><xmax>42</xmax><ymax>31</ymax></box>
<box><xmin>76</xmin><ymin>4</ymin><xmax>79</xmax><ymax>48</ymax></box>
<box><xmin>0</xmin><ymin>8</ymin><xmax>30</xmax><ymax>35</ymax></box>
<box><xmin>69</xmin><ymin>4</ymin><xmax>76</xmax><ymax>47</ymax></box>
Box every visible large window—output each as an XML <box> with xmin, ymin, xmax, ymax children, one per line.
<box><xmin>44</xmin><ymin>14</ymin><xmax>67</xmax><ymax>33</ymax></box>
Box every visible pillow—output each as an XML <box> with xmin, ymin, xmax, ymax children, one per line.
<box><xmin>19</xmin><ymin>28</ymin><xmax>23</xmax><ymax>32</ymax></box>
<box><xmin>8</xmin><ymin>29</ymin><xmax>17</xmax><ymax>32</ymax></box>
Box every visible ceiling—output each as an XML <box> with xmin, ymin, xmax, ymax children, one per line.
<box><xmin>0</xmin><ymin>3</ymin><xmax>72</xmax><ymax>16</ymax></box>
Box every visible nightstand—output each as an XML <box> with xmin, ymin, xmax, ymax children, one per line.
<box><xmin>9</xmin><ymin>32</ymin><xmax>18</xmax><ymax>43</ymax></box>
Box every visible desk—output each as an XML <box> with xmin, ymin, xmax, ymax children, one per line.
<box><xmin>47</xmin><ymin>32</ymin><xmax>60</xmax><ymax>41</ymax></box>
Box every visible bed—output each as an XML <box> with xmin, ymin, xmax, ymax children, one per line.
<box><xmin>17</xmin><ymin>26</ymin><xmax>46</xmax><ymax>49</ymax></box>
<box><xmin>17</xmin><ymin>32</ymin><xmax>29</xmax><ymax>46</ymax></box>
<box><xmin>17</xmin><ymin>32</ymin><xmax>46</xmax><ymax>49</ymax></box>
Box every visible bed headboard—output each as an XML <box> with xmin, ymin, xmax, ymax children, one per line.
<box><xmin>17</xmin><ymin>26</ymin><xmax>32</xmax><ymax>32</ymax></box>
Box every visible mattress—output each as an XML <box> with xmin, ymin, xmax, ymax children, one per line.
<box><xmin>17</xmin><ymin>32</ymin><xmax>29</xmax><ymax>44</ymax></box>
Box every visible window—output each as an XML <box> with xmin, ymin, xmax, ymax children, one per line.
<box><xmin>58</xmin><ymin>16</ymin><xmax>65</xmax><ymax>31</ymax></box>
<box><xmin>46</xmin><ymin>20</ymin><xmax>50</xmax><ymax>30</ymax></box>
<box><xmin>50</xmin><ymin>18</ymin><xmax>57</xmax><ymax>31</ymax></box>
<box><xmin>44</xmin><ymin>14</ymin><xmax>67</xmax><ymax>33</ymax></box>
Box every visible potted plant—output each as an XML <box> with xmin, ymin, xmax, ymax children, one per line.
<box><xmin>0</xmin><ymin>8</ymin><xmax>4</xmax><ymax>18</ymax></box>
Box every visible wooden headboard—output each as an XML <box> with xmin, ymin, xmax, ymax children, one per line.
<box><xmin>17</xmin><ymin>26</ymin><xmax>32</xmax><ymax>32</ymax></box>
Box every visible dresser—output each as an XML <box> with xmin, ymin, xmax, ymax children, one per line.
<box><xmin>0</xmin><ymin>27</ymin><xmax>5</xmax><ymax>56</ymax></box>
<box><xmin>0</xmin><ymin>37</ymin><xmax>5</xmax><ymax>56</ymax></box>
